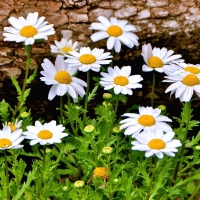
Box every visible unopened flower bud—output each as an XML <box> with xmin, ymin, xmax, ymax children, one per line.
<box><xmin>46</xmin><ymin>148</ymin><xmax>52</xmax><ymax>153</ymax></box>
<box><xmin>102</xmin><ymin>146</ymin><xmax>113</xmax><ymax>155</ymax></box>
<box><xmin>63</xmin><ymin>186</ymin><xmax>68</xmax><ymax>191</ymax></box>
<box><xmin>74</xmin><ymin>180</ymin><xmax>85</xmax><ymax>188</ymax></box>
<box><xmin>75</xmin><ymin>105</ymin><xmax>82</xmax><ymax>111</ymax></box>
<box><xmin>102</xmin><ymin>101</ymin><xmax>112</xmax><ymax>107</ymax></box>
<box><xmin>113</xmin><ymin>178</ymin><xmax>119</xmax><ymax>183</ymax></box>
<box><xmin>103</xmin><ymin>93</ymin><xmax>112</xmax><ymax>101</ymax></box>
<box><xmin>157</xmin><ymin>105</ymin><xmax>167</xmax><ymax>112</ymax></box>
<box><xmin>20</xmin><ymin>111</ymin><xmax>30</xmax><ymax>118</ymax></box>
<box><xmin>84</xmin><ymin>125</ymin><xmax>95</xmax><ymax>133</ymax></box>
<box><xmin>112</xmin><ymin>125</ymin><xmax>121</xmax><ymax>134</ymax></box>
<box><xmin>194</xmin><ymin>145</ymin><xmax>200</xmax><ymax>150</ymax></box>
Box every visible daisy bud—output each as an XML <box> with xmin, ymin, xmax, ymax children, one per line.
<box><xmin>113</xmin><ymin>178</ymin><xmax>119</xmax><ymax>183</ymax></box>
<box><xmin>102</xmin><ymin>146</ymin><xmax>113</xmax><ymax>155</ymax></box>
<box><xmin>74</xmin><ymin>180</ymin><xmax>85</xmax><ymax>188</ymax></box>
<box><xmin>20</xmin><ymin>111</ymin><xmax>30</xmax><ymax>119</ymax></box>
<box><xmin>75</xmin><ymin>105</ymin><xmax>82</xmax><ymax>111</ymax></box>
<box><xmin>103</xmin><ymin>93</ymin><xmax>112</xmax><ymax>101</ymax></box>
<box><xmin>62</xmin><ymin>186</ymin><xmax>68</xmax><ymax>191</ymax></box>
<box><xmin>112</xmin><ymin>125</ymin><xmax>121</xmax><ymax>134</ymax></box>
<box><xmin>157</xmin><ymin>105</ymin><xmax>167</xmax><ymax>112</ymax></box>
<box><xmin>46</xmin><ymin>148</ymin><xmax>52</xmax><ymax>153</ymax></box>
<box><xmin>84</xmin><ymin>125</ymin><xmax>95</xmax><ymax>133</ymax></box>
<box><xmin>102</xmin><ymin>101</ymin><xmax>112</xmax><ymax>107</ymax></box>
<box><xmin>194</xmin><ymin>145</ymin><xmax>200</xmax><ymax>150</ymax></box>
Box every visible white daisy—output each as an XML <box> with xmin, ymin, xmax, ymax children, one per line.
<box><xmin>65</xmin><ymin>47</ymin><xmax>112</xmax><ymax>72</ymax></box>
<box><xmin>0</xmin><ymin>126</ymin><xmax>24</xmax><ymax>150</ymax></box>
<box><xmin>120</xmin><ymin>106</ymin><xmax>172</xmax><ymax>138</ymax></box>
<box><xmin>40</xmin><ymin>55</ymin><xmax>87</xmax><ymax>101</ymax></box>
<box><xmin>131</xmin><ymin>129</ymin><xmax>181</xmax><ymax>159</ymax></box>
<box><xmin>89</xmin><ymin>16</ymin><xmax>139</xmax><ymax>53</ymax></box>
<box><xmin>3</xmin><ymin>119</ymin><xmax>22</xmax><ymax>132</ymax></box>
<box><xmin>163</xmin><ymin>72</ymin><xmax>200</xmax><ymax>102</ymax></box>
<box><xmin>141</xmin><ymin>43</ymin><xmax>183</xmax><ymax>75</ymax></box>
<box><xmin>172</xmin><ymin>63</ymin><xmax>200</xmax><ymax>75</ymax></box>
<box><xmin>100</xmin><ymin>65</ymin><xmax>143</xmax><ymax>95</ymax></box>
<box><xmin>23</xmin><ymin>120</ymin><xmax>68</xmax><ymax>146</ymax></box>
<box><xmin>3</xmin><ymin>12</ymin><xmax>55</xmax><ymax>45</ymax></box>
<box><xmin>50</xmin><ymin>38</ymin><xmax>79</xmax><ymax>56</ymax></box>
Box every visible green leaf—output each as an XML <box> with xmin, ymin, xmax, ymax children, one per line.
<box><xmin>188</xmin><ymin>120</ymin><xmax>200</xmax><ymax>131</ymax></box>
<box><xmin>88</xmin><ymin>85</ymin><xmax>99</xmax><ymax>102</ymax></box>
<box><xmin>174</xmin><ymin>174</ymin><xmax>200</xmax><ymax>187</ymax></box>
<box><xmin>0</xmin><ymin>99</ymin><xmax>10</xmax><ymax>122</ymax></box>
<box><xmin>186</xmin><ymin>131</ymin><xmax>200</xmax><ymax>148</ymax></box>
<box><xmin>0</xmin><ymin>163</ymin><xmax>7</xmax><ymax>197</ymax></box>
<box><xmin>12</xmin><ymin>169</ymin><xmax>36</xmax><ymax>200</ymax></box>
<box><xmin>11</xmin><ymin>76</ymin><xmax>21</xmax><ymax>95</ymax></box>
<box><xmin>18</xmin><ymin>88</ymin><xmax>31</xmax><ymax>112</ymax></box>
<box><xmin>121</xmin><ymin>172</ymin><xmax>136</xmax><ymax>200</ymax></box>
<box><xmin>119</xmin><ymin>94</ymin><xmax>127</xmax><ymax>104</ymax></box>
<box><xmin>26</xmin><ymin>67</ymin><xmax>38</xmax><ymax>84</ymax></box>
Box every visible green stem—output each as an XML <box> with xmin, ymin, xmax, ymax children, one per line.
<box><xmin>83</xmin><ymin>70</ymin><xmax>90</xmax><ymax>127</ymax></box>
<box><xmin>12</xmin><ymin>150</ymin><xmax>20</xmax><ymax>189</ymax></box>
<box><xmin>4</xmin><ymin>151</ymin><xmax>10</xmax><ymax>200</ymax></box>
<box><xmin>107</xmin><ymin>155</ymin><xmax>113</xmax><ymax>199</ymax></box>
<box><xmin>114</xmin><ymin>95</ymin><xmax>120</xmax><ymax>118</ymax></box>
<box><xmin>12</xmin><ymin>44</ymin><xmax>31</xmax><ymax>119</ymax></box>
<box><xmin>36</xmin><ymin>146</ymin><xmax>46</xmax><ymax>197</ymax></box>
<box><xmin>60</xmin><ymin>96</ymin><xmax>63</xmax><ymax>124</ymax></box>
<box><xmin>188</xmin><ymin>184</ymin><xmax>200</xmax><ymax>200</ymax></box>
<box><xmin>67</xmin><ymin>95</ymin><xmax>78</xmax><ymax>137</ymax></box>
<box><xmin>172</xmin><ymin>101</ymin><xmax>191</xmax><ymax>183</ymax></box>
<box><xmin>145</xmin><ymin>158</ymin><xmax>157</xmax><ymax>200</ymax></box>
<box><xmin>109</xmin><ymin>95</ymin><xmax>120</xmax><ymax>137</ymax></box>
<box><xmin>43</xmin><ymin>145</ymin><xmax>46</xmax><ymax>169</ymax></box>
<box><xmin>151</xmin><ymin>70</ymin><xmax>156</xmax><ymax>108</ymax></box>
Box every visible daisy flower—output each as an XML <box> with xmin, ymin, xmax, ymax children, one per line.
<box><xmin>163</xmin><ymin>72</ymin><xmax>200</xmax><ymax>102</ymax></box>
<box><xmin>3</xmin><ymin>12</ymin><xmax>55</xmax><ymax>45</ymax></box>
<box><xmin>120</xmin><ymin>106</ymin><xmax>172</xmax><ymax>138</ymax></box>
<box><xmin>0</xmin><ymin>126</ymin><xmax>24</xmax><ymax>150</ymax></box>
<box><xmin>40</xmin><ymin>55</ymin><xmax>87</xmax><ymax>101</ymax></box>
<box><xmin>131</xmin><ymin>129</ymin><xmax>181</xmax><ymax>159</ymax></box>
<box><xmin>65</xmin><ymin>47</ymin><xmax>112</xmax><ymax>72</ymax></box>
<box><xmin>50</xmin><ymin>38</ymin><xmax>79</xmax><ymax>56</ymax></box>
<box><xmin>172</xmin><ymin>63</ymin><xmax>200</xmax><ymax>75</ymax></box>
<box><xmin>89</xmin><ymin>16</ymin><xmax>139</xmax><ymax>53</ymax></box>
<box><xmin>3</xmin><ymin>119</ymin><xmax>22</xmax><ymax>132</ymax></box>
<box><xmin>23</xmin><ymin>120</ymin><xmax>68</xmax><ymax>146</ymax></box>
<box><xmin>141</xmin><ymin>43</ymin><xmax>183</xmax><ymax>75</ymax></box>
<box><xmin>100</xmin><ymin>66</ymin><xmax>143</xmax><ymax>95</ymax></box>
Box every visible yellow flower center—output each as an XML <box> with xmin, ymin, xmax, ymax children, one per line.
<box><xmin>114</xmin><ymin>76</ymin><xmax>129</xmax><ymax>86</ymax></box>
<box><xmin>0</xmin><ymin>138</ymin><xmax>12</xmax><ymax>148</ymax></box>
<box><xmin>37</xmin><ymin>130</ymin><xmax>53</xmax><ymax>140</ymax></box>
<box><xmin>54</xmin><ymin>70</ymin><xmax>72</xmax><ymax>84</ymax></box>
<box><xmin>182</xmin><ymin>74</ymin><xmax>200</xmax><ymax>86</ymax></box>
<box><xmin>148</xmin><ymin>56</ymin><xmax>164</xmax><ymax>68</ymax></box>
<box><xmin>148</xmin><ymin>139</ymin><xmax>166</xmax><ymax>150</ymax></box>
<box><xmin>79</xmin><ymin>54</ymin><xmax>96</xmax><ymax>64</ymax></box>
<box><xmin>7</xmin><ymin>122</ymin><xmax>17</xmax><ymax>132</ymax></box>
<box><xmin>61</xmin><ymin>47</ymin><xmax>73</xmax><ymax>54</ymax></box>
<box><xmin>93</xmin><ymin>167</ymin><xmax>109</xmax><ymax>180</ymax></box>
<box><xmin>184</xmin><ymin>66</ymin><xmax>200</xmax><ymax>74</ymax></box>
<box><xmin>138</xmin><ymin>115</ymin><xmax>156</xmax><ymax>126</ymax></box>
<box><xmin>106</xmin><ymin>25</ymin><xmax>123</xmax><ymax>37</ymax></box>
<box><xmin>20</xmin><ymin>26</ymin><xmax>38</xmax><ymax>38</ymax></box>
